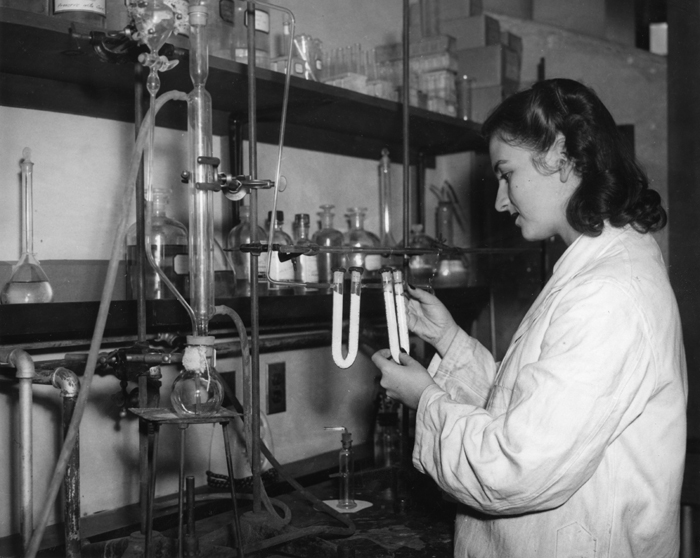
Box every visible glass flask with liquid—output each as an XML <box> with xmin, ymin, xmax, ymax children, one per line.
<box><xmin>344</xmin><ymin>207</ymin><xmax>381</xmax><ymax>278</ymax></box>
<box><xmin>227</xmin><ymin>204</ymin><xmax>266</xmax><ymax>296</ymax></box>
<box><xmin>1</xmin><ymin>148</ymin><xmax>54</xmax><ymax>304</ymax></box>
<box><xmin>406</xmin><ymin>224</ymin><xmax>438</xmax><ymax>289</ymax></box>
<box><xmin>126</xmin><ymin>187</ymin><xmax>189</xmax><ymax>300</ymax></box>
<box><xmin>170</xmin><ymin>339</ymin><xmax>224</xmax><ymax>417</ymax></box>
<box><xmin>292</xmin><ymin>213</ymin><xmax>318</xmax><ymax>292</ymax></box>
<box><xmin>432</xmin><ymin>201</ymin><xmax>469</xmax><ymax>288</ymax></box>
<box><xmin>266</xmin><ymin>210</ymin><xmax>294</xmax><ymax>291</ymax></box>
<box><xmin>311</xmin><ymin>204</ymin><xmax>344</xmax><ymax>287</ymax></box>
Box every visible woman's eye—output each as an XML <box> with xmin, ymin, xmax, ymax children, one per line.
<box><xmin>500</xmin><ymin>172</ymin><xmax>511</xmax><ymax>184</ymax></box>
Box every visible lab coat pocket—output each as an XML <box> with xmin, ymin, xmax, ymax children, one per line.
<box><xmin>556</xmin><ymin>522</ymin><xmax>596</xmax><ymax>558</ymax></box>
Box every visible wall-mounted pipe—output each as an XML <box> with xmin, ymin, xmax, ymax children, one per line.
<box><xmin>0</xmin><ymin>348</ymin><xmax>35</xmax><ymax>552</ymax></box>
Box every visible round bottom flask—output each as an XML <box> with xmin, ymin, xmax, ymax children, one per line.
<box><xmin>170</xmin><ymin>339</ymin><xmax>224</xmax><ymax>417</ymax></box>
<box><xmin>171</xmin><ymin>368</ymin><xmax>223</xmax><ymax>417</ymax></box>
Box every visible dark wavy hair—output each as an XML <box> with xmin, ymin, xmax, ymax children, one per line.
<box><xmin>481</xmin><ymin>78</ymin><xmax>666</xmax><ymax>235</ymax></box>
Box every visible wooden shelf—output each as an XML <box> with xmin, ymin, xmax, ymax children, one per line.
<box><xmin>0</xmin><ymin>8</ymin><xmax>487</xmax><ymax>163</ymax></box>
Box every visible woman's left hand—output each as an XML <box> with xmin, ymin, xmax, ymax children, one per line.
<box><xmin>371</xmin><ymin>349</ymin><xmax>437</xmax><ymax>410</ymax></box>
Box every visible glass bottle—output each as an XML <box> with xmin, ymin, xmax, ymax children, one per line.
<box><xmin>53</xmin><ymin>0</ymin><xmax>106</xmax><ymax>28</ymax></box>
<box><xmin>266</xmin><ymin>210</ymin><xmax>294</xmax><ymax>291</ymax></box>
<box><xmin>432</xmin><ymin>201</ymin><xmax>468</xmax><ymax>288</ymax></box>
<box><xmin>126</xmin><ymin>187</ymin><xmax>189</xmax><ymax>300</ymax></box>
<box><xmin>231</xmin><ymin>0</ymin><xmax>271</xmax><ymax>68</ymax></box>
<box><xmin>344</xmin><ymin>207</ymin><xmax>381</xmax><ymax>278</ymax></box>
<box><xmin>292</xmin><ymin>213</ymin><xmax>318</xmax><ymax>292</ymax></box>
<box><xmin>1</xmin><ymin>148</ymin><xmax>54</xmax><ymax>304</ymax></box>
<box><xmin>325</xmin><ymin>427</ymin><xmax>356</xmax><ymax>510</ymax></box>
<box><xmin>227</xmin><ymin>204</ymin><xmax>266</xmax><ymax>296</ymax></box>
<box><xmin>406</xmin><ymin>224</ymin><xmax>438</xmax><ymax>289</ymax></box>
<box><xmin>311</xmin><ymin>204</ymin><xmax>344</xmax><ymax>288</ymax></box>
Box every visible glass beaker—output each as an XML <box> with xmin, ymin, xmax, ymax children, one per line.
<box><xmin>266</xmin><ymin>210</ymin><xmax>294</xmax><ymax>291</ymax></box>
<box><xmin>227</xmin><ymin>204</ymin><xmax>266</xmax><ymax>296</ymax></box>
<box><xmin>293</xmin><ymin>213</ymin><xmax>319</xmax><ymax>292</ymax></box>
<box><xmin>406</xmin><ymin>224</ymin><xmax>438</xmax><ymax>289</ymax></box>
<box><xmin>433</xmin><ymin>201</ymin><xmax>468</xmax><ymax>288</ymax></box>
<box><xmin>1</xmin><ymin>148</ymin><xmax>54</xmax><ymax>304</ymax></box>
<box><xmin>312</xmin><ymin>204</ymin><xmax>345</xmax><ymax>286</ymax></box>
<box><xmin>126</xmin><ymin>187</ymin><xmax>189</xmax><ymax>300</ymax></box>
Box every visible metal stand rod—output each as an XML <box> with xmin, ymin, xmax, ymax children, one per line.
<box><xmin>145</xmin><ymin>422</ymin><xmax>160</xmax><ymax>558</ymax></box>
<box><xmin>222</xmin><ymin>421</ymin><xmax>246</xmax><ymax>557</ymax></box>
<box><xmin>178</xmin><ymin>425</ymin><xmax>187</xmax><ymax>558</ymax></box>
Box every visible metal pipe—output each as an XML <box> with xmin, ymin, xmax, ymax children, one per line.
<box><xmin>245</xmin><ymin>0</ymin><xmax>263</xmax><ymax>515</ymax></box>
<box><xmin>53</xmin><ymin>368</ymin><xmax>81</xmax><ymax>558</ymax></box>
<box><xmin>0</xmin><ymin>348</ymin><xmax>35</xmax><ymax>551</ymax></box>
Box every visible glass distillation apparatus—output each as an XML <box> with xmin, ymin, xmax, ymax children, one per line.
<box><xmin>1</xmin><ymin>148</ymin><xmax>54</xmax><ymax>304</ymax></box>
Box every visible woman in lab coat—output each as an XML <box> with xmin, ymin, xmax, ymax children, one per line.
<box><xmin>372</xmin><ymin>78</ymin><xmax>687</xmax><ymax>558</ymax></box>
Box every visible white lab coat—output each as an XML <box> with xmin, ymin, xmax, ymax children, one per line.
<box><xmin>413</xmin><ymin>225</ymin><xmax>687</xmax><ymax>558</ymax></box>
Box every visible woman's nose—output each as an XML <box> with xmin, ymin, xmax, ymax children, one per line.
<box><xmin>494</xmin><ymin>183</ymin><xmax>510</xmax><ymax>213</ymax></box>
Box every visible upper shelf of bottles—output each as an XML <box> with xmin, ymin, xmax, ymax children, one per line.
<box><xmin>0</xmin><ymin>7</ymin><xmax>487</xmax><ymax>162</ymax></box>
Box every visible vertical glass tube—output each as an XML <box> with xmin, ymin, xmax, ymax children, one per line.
<box><xmin>188</xmin><ymin>4</ymin><xmax>215</xmax><ymax>336</ymax></box>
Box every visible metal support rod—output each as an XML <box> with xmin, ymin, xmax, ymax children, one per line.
<box><xmin>178</xmin><ymin>425</ymin><xmax>186</xmax><ymax>558</ymax></box>
<box><xmin>222</xmin><ymin>421</ymin><xmax>246</xmax><ymax>557</ymax></box>
<box><xmin>245</xmin><ymin>0</ymin><xmax>263</xmax><ymax>516</ymax></box>
<box><xmin>145</xmin><ymin>422</ymin><xmax>160</xmax><ymax>558</ymax></box>
<box><xmin>60</xmin><ymin>374</ymin><xmax>81</xmax><ymax>558</ymax></box>
<box><xmin>402</xmin><ymin>0</ymin><xmax>410</xmax><ymax>250</ymax></box>
<box><xmin>0</xmin><ymin>348</ymin><xmax>35</xmax><ymax>552</ymax></box>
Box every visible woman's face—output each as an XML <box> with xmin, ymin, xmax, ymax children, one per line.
<box><xmin>489</xmin><ymin>136</ymin><xmax>580</xmax><ymax>245</ymax></box>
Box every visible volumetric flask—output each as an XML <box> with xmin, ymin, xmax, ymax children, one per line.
<box><xmin>1</xmin><ymin>148</ymin><xmax>53</xmax><ymax>304</ymax></box>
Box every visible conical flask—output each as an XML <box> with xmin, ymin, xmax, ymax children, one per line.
<box><xmin>1</xmin><ymin>148</ymin><xmax>53</xmax><ymax>304</ymax></box>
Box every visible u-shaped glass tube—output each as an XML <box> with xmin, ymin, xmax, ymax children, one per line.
<box><xmin>332</xmin><ymin>268</ymin><xmax>363</xmax><ymax>369</ymax></box>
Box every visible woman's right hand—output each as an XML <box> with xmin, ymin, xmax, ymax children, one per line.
<box><xmin>405</xmin><ymin>285</ymin><xmax>460</xmax><ymax>356</ymax></box>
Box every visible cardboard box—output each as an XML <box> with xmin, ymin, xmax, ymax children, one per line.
<box><xmin>439</xmin><ymin>14</ymin><xmax>501</xmax><ymax>51</ymax></box>
<box><xmin>467</xmin><ymin>83</ymin><xmax>520</xmax><ymax>122</ymax></box>
<box><xmin>438</xmin><ymin>0</ymin><xmax>484</xmax><ymax>19</ymax></box>
<box><xmin>501</xmin><ymin>30</ymin><xmax>523</xmax><ymax>55</ymax></box>
<box><xmin>455</xmin><ymin>44</ymin><xmax>521</xmax><ymax>87</ymax></box>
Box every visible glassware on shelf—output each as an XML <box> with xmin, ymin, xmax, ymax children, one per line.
<box><xmin>227</xmin><ymin>204</ymin><xmax>266</xmax><ymax>297</ymax></box>
<box><xmin>231</xmin><ymin>0</ymin><xmax>271</xmax><ymax>68</ymax></box>
<box><xmin>343</xmin><ymin>207</ymin><xmax>381</xmax><ymax>278</ymax></box>
<box><xmin>292</xmin><ymin>213</ymin><xmax>318</xmax><ymax>292</ymax></box>
<box><xmin>406</xmin><ymin>224</ymin><xmax>438</xmax><ymax>289</ymax></box>
<box><xmin>432</xmin><ymin>201</ymin><xmax>469</xmax><ymax>288</ymax></box>
<box><xmin>266</xmin><ymin>210</ymin><xmax>294</xmax><ymax>291</ymax></box>
<box><xmin>377</xmin><ymin>148</ymin><xmax>402</xmax><ymax>268</ymax></box>
<box><xmin>311</xmin><ymin>204</ymin><xmax>345</xmax><ymax>287</ymax></box>
<box><xmin>126</xmin><ymin>187</ymin><xmax>189</xmax><ymax>300</ymax></box>
<box><xmin>1</xmin><ymin>148</ymin><xmax>54</xmax><ymax>305</ymax></box>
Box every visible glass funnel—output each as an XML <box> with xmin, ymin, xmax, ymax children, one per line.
<box><xmin>1</xmin><ymin>148</ymin><xmax>53</xmax><ymax>304</ymax></box>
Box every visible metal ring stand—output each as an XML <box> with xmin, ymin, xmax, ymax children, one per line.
<box><xmin>129</xmin><ymin>407</ymin><xmax>245</xmax><ymax>558</ymax></box>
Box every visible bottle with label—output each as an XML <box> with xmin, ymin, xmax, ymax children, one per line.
<box><xmin>126</xmin><ymin>187</ymin><xmax>189</xmax><ymax>300</ymax></box>
<box><xmin>223</xmin><ymin>0</ymin><xmax>270</xmax><ymax>68</ymax></box>
<box><xmin>292</xmin><ymin>213</ymin><xmax>318</xmax><ymax>292</ymax></box>
<box><xmin>54</xmin><ymin>0</ymin><xmax>106</xmax><ymax>28</ymax></box>
<box><xmin>226</xmin><ymin>204</ymin><xmax>266</xmax><ymax>297</ymax></box>
<box><xmin>344</xmin><ymin>207</ymin><xmax>381</xmax><ymax>279</ymax></box>
<box><xmin>266</xmin><ymin>210</ymin><xmax>294</xmax><ymax>291</ymax></box>
<box><xmin>311</xmin><ymin>204</ymin><xmax>344</xmax><ymax>288</ymax></box>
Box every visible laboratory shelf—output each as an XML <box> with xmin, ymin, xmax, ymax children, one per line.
<box><xmin>0</xmin><ymin>286</ymin><xmax>489</xmax><ymax>349</ymax></box>
<box><xmin>0</xmin><ymin>7</ymin><xmax>486</xmax><ymax>163</ymax></box>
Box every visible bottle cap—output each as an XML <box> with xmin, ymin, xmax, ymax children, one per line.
<box><xmin>294</xmin><ymin>213</ymin><xmax>310</xmax><ymax>226</ymax></box>
<box><xmin>267</xmin><ymin>210</ymin><xmax>284</xmax><ymax>222</ymax></box>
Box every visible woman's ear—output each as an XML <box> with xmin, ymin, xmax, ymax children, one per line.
<box><xmin>550</xmin><ymin>133</ymin><xmax>574</xmax><ymax>183</ymax></box>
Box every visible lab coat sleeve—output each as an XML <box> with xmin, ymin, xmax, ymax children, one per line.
<box><xmin>412</xmin><ymin>278</ymin><xmax>656</xmax><ymax>515</ymax></box>
<box><xmin>426</xmin><ymin>328</ymin><xmax>498</xmax><ymax>408</ymax></box>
